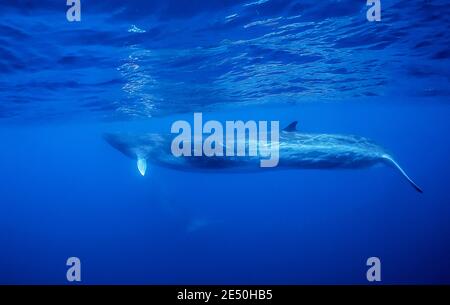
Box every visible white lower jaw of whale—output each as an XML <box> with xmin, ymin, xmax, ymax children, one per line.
<box><xmin>137</xmin><ymin>157</ymin><xmax>147</xmax><ymax>176</ymax></box>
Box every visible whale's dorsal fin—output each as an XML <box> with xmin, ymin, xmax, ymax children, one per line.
<box><xmin>283</xmin><ymin>121</ymin><xmax>298</xmax><ymax>132</ymax></box>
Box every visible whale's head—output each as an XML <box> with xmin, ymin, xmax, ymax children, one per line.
<box><xmin>103</xmin><ymin>133</ymin><xmax>168</xmax><ymax>176</ymax></box>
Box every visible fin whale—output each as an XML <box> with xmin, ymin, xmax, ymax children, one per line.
<box><xmin>103</xmin><ymin>121</ymin><xmax>423</xmax><ymax>193</ymax></box>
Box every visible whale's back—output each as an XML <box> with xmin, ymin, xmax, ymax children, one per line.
<box><xmin>278</xmin><ymin>132</ymin><xmax>387</xmax><ymax>169</ymax></box>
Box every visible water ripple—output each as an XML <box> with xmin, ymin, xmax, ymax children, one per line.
<box><xmin>0</xmin><ymin>0</ymin><xmax>448</xmax><ymax>121</ymax></box>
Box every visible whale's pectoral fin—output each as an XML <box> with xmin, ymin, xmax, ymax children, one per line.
<box><xmin>137</xmin><ymin>157</ymin><xmax>147</xmax><ymax>176</ymax></box>
<box><xmin>283</xmin><ymin>121</ymin><xmax>298</xmax><ymax>132</ymax></box>
<box><xmin>382</xmin><ymin>155</ymin><xmax>423</xmax><ymax>193</ymax></box>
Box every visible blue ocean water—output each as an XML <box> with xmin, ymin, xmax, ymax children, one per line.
<box><xmin>0</xmin><ymin>0</ymin><xmax>449</xmax><ymax>284</ymax></box>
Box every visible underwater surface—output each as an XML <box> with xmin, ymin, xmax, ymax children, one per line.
<box><xmin>0</xmin><ymin>0</ymin><xmax>449</xmax><ymax>284</ymax></box>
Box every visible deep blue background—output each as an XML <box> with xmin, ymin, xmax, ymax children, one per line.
<box><xmin>0</xmin><ymin>0</ymin><xmax>449</xmax><ymax>284</ymax></box>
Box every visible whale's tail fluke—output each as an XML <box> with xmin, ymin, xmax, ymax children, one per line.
<box><xmin>382</xmin><ymin>154</ymin><xmax>423</xmax><ymax>193</ymax></box>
